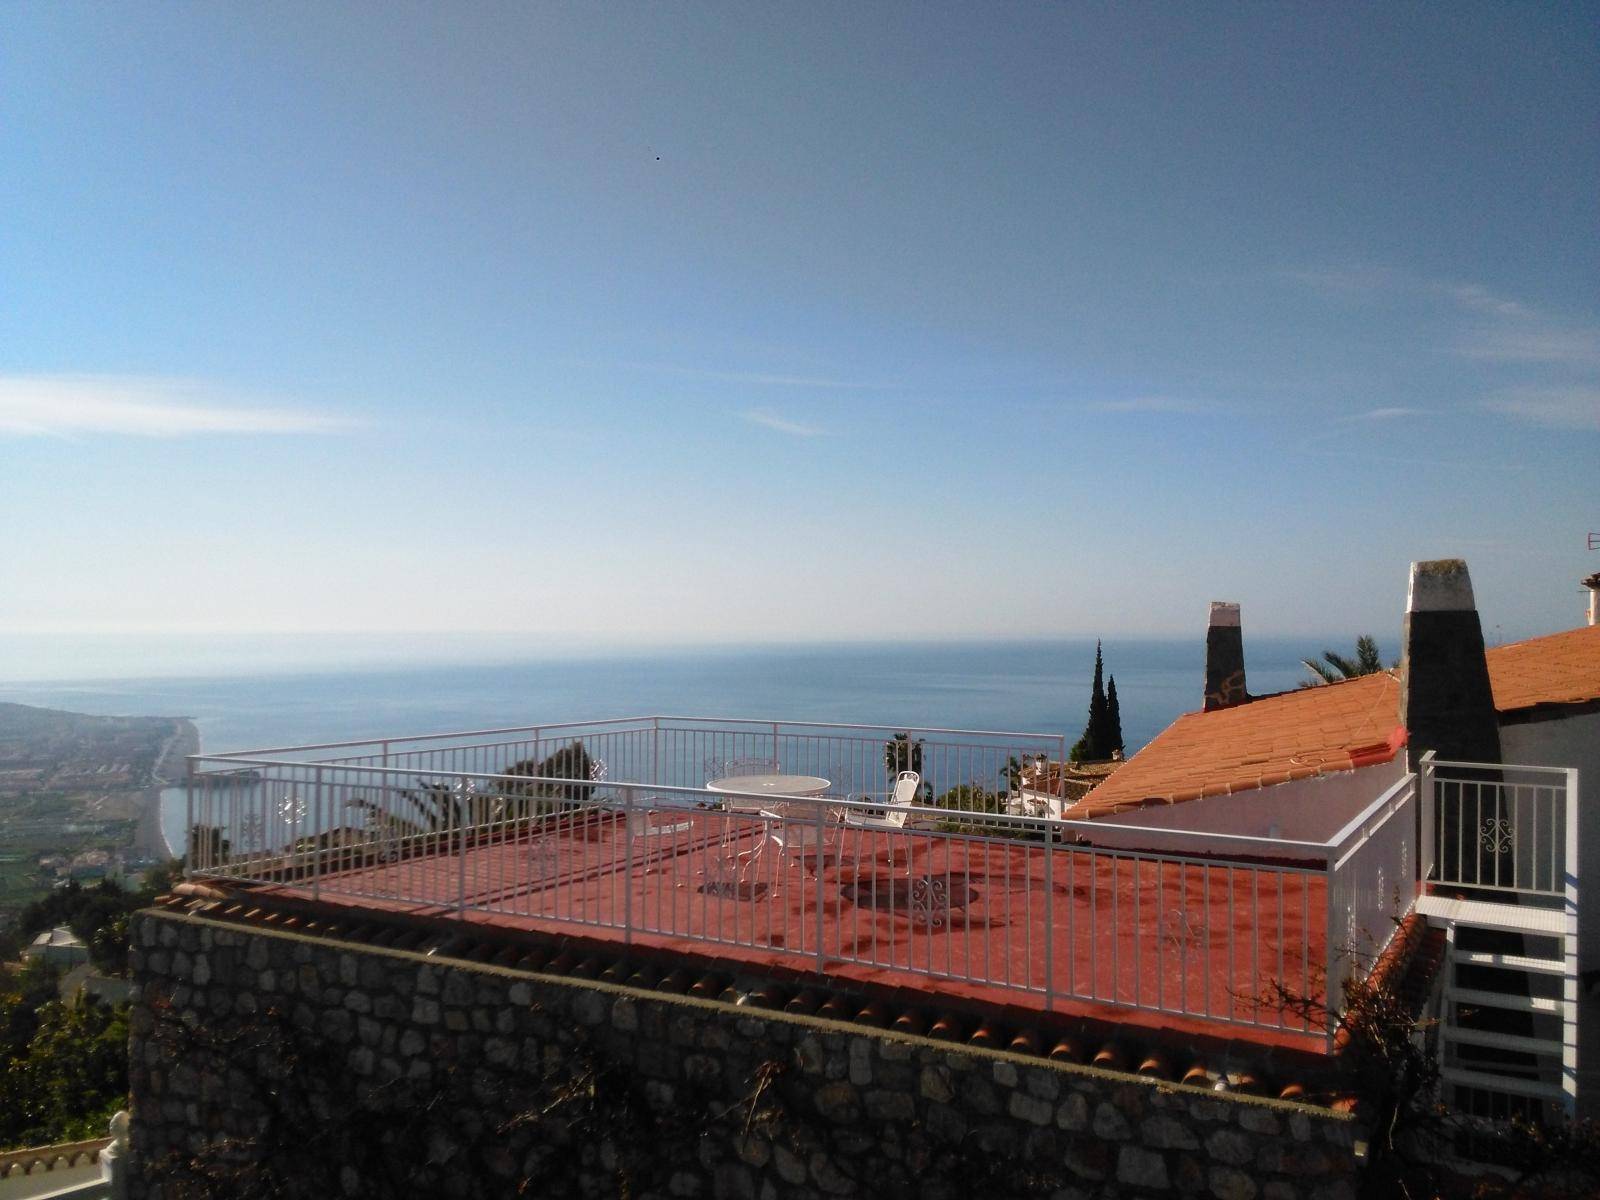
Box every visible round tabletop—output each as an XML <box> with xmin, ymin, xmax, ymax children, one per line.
<box><xmin>705</xmin><ymin>774</ymin><xmax>831</xmax><ymax>798</ymax></box>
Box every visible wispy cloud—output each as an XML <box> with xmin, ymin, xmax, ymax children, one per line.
<box><xmin>1312</xmin><ymin>448</ymin><xmax>1533</xmax><ymax>473</ymax></box>
<box><xmin>1455</xmin><ymin>327</ymin><xmax>1600</xmax><ymax>369</ymax></box>
<box><xmin>1439</xmin><ymin>282</ymin><xmax>1534</xmax><ymax>320</ymax></box>
<box><xmin>1483</xmin><ymin>387</ymin><xmax>1600</xmax><ymax>431</ymax></box>
<box><xmin>742</xmin><ymin>408</ymin><xmax>825</xmax><ymax>437</ymax></box>
<box><xmin>1284</xmin><ymin>265</ymin><xmax>1401</xmax><ymax>296</ymax></box>
<box><xmin>1288</xmin><ymin>265</ymin><xmax>1536</xmax><ymax>321</ymax></box>
<box><xmin>1341</xmin><ymin>406</ymin><xmax>1424</xmax><ymax>422</ymax></box>
<box><xmin>625</xmin><ymin>362</ymin><xmax>888</xmax><ymax>390</ymax></box>
<box><xmin>0</xmin><ymin>375</ymin><xmax>355</xmax><ymax>437</ymax></box>
<box><xmin>1290</xmin><ymin>265</ymin><xmax>1600</xmax><ymax>377</ymax></box>
<box><xmin>1089</xmin><ymin>396</ymin><xmax>1211</xmax><ymax>414</ymax></box>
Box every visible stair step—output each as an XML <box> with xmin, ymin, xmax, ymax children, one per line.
<box><xmin>1454</xmin><ymin>950</ymin><xmax>1568</xmax><ymax>976</ymax></box>
<box><xmin>1440</xmin><ymin>1065</ymin><xmax>1569</xmax><ymax>1103</ymax></box>
<box><xmin>1418</xmin><ymin>894</ymin><xmax>1570</xmax><ymax>937</ymax></box>
<box><xmin>1442</xmin><ymin>1026</ymin><xmax>1566</xmax><ymax>1056</ymax></box>
<box><xmin>1447</xmin><ymin>986</ymin><xmax>1569</xmax><ymax>1016</ymax></box>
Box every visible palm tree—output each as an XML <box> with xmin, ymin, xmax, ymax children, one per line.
<box><xmin>345</xmin><ymin>740</ymin><xmax>601</xmax><ymax>847</ymax></box>
<box><xmin>1301</xmin><ymin>635</ymin><xmax>1386</xmax><ymax>685</ymax></box>
<box><xmin>884</xmin><ymin>732</ymin><xmax>923</xmax><ymax>779</ymax></box>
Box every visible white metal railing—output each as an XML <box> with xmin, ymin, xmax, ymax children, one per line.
<box><xmin>1418</xmin><ymin>752</ymin><xmax>1582</xmax><ymax>1123</ymax></box>
<box><xmin>202</xmin><ymin>716</ymin><xmax>1069</xmax><ymax>819</ymax></box>
<box><xmin>186</xmin><ymin>722</ymin><xmax>1425</xmax><ymax>1049</ymax></box>
<box><xmin>1422</xmin><ymin>755</ymin><xmax>1573</xmax><ymax>899</ymax></box>
<box><xmin>1323</xmin><ymin>772</ymin><xmax>1418</xmax><ymax>1018</ymax></box>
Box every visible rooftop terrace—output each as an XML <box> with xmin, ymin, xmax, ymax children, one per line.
<box><xmin>182</xmin><ymin>716</ymin><xmax>1441</xmax><ymax>1056</ymax></box>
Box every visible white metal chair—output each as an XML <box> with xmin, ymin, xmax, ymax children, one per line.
<box><xmin>748</xmin><ymin>801</ymin><xmax>839</xmax><ymax>883</ymax></box>
<box><xmin>626</xmin><ymin>802</ymin><xmax>692</xmax><ymax>839</ymax></box>
<box><xmin>844</xmin><ymin>770</ymin><xmax>920</xmax><ymax>830</ymax></box>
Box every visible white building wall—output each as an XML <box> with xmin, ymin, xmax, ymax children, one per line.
<box><xmin>1497</xmin><ymin>708</ymin><xmax>1599</xmax><ymax>1117</ymax></box>
<box><xmin>1499</xmin><ymin>710</ymin><xmax>1599</xmax><ymax>969</ymax></box>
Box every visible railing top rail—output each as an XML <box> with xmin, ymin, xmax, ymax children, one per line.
<box><xmin>191</xmin><ymin>756</ymin><xmax>1334</xmax><ymax>861</ymax></box>
<box><xmin>190</xmin><ymin>765</ymin><xmax>1325</xmax><ymax>877</ymax></box>
<box><xmin>205</xmin><ymin>716</ymin><xmax>660</xmax><ymax>759</ymax></box>
<box><xmin>200</xmin><ymin>714</ymin><xmax>1066</xmax><ymax>762</ymax></box>
<box><xmin>1053</xmin><ymin>817</ymin><xmax>1334</xmax><ymax>855</ymax></box>
<box><xmin>1426</xmin><ymin>758</ymin><xmax>1573</xmax><ymax>778</ymax></box>
<box><xmin>650</xmin><ymin>714</ymin><xmax>1068</xmax><ymax>740</ymax></box>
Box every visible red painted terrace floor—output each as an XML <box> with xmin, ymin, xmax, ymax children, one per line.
<box><xmin>242</xmin><ymin>808</ymin><xmax>1331</xmax><ymax>1052</ymax></box>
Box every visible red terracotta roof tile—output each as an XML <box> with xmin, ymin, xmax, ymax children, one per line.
<box><xmin>1072</xmin><ymin>623</ymin><xmax>1600</xmax><ymax>820</ymax></box>
<box><xmin>1067</xmin><ymin>672</ymin><xmax>1406</xmax><ymax>820</ymax></box>
<box><xmin>1485</xmin><ymin>623</ymin><xmax>1600</xmax><ymax>715</ymax></box>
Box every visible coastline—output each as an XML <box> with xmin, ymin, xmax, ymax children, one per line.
<box><xmin>140</xmin><ymin>717</ymin><xmax>198</xmax><ymax>861</ymax></box>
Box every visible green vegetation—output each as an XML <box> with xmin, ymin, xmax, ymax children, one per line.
<box><xmin>882</xmin><ymin>734</ymin><xmax>932</xmax><ymax>800</ymax></box>
<box><xmin>882</xmin><ymin>732</ymin><xmax>923</xmax><ymax>779</ymax></box>
<box><xmin>1070</xmin><ymin>642</ymin><xmax>1123</xmax><ymax>761</ymax></box>
<box><xmin>503</xmin><ymin>740</ymin><xmax>600</xmax><ymax>806</ymax></box>
<box><xmin>1301</xmin><ymin>634</ymin><xmax>1387</xmax><ymax>685</ymax></box>
<box><xmin>18</xmin><ymin>868</ymin><xmax>181</xmax><ymax>975</ymax></box>
<box><xmin>0</xmin><ymin>959</ymin><xmax>130</xmax><ymax>1149</ymax></box>
<box><xmin>0</xmin><ymin>864</ymin><xmax>182</xmax><ymax>1149</ymax></box>
<box><xmin>0</xmin><ymin>870</ymin><xmax>178</xmax><ymax>1152</ymax></box>
<box><xmin>933</xmin><ymin>783</ymin><xmax>1003</xmax><ymax>813</ymax></box>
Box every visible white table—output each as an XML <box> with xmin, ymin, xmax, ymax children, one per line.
<box><xmin>704</xmin><ymin>774</ymin><xmax>832</xmax><ymax>886</ymax></box>
<box><xmin>705</xmin><ymin>774</ymin><xmax>831</xmax><ymax>811</ymax></box>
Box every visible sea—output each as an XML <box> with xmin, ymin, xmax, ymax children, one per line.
<box><xmin>0</xmin><ymin>636</ymin><xmax>1358</xmax><ymax>857</ymax></box>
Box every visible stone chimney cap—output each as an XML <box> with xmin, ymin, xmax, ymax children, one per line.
<box><xmin>1407</xmin><ymin>559</ymin><xmax>1476</xmax><ymax>613</ymax></box>
<box><xmin>1207</xmin><ymin>602</ymin><xmax>1241</xmax><ymax>628</ymax></box>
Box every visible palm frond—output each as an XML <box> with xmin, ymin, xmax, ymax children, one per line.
<box><xmin>1355</xmin><ymin>635</ymin><xmax>1383</xmax><ymax>674</ymax></box>
<box><xmin>1322</xmin><ymin>651</ymin><xmax>1360</xmax><ymax>678</ymax></box>
<box><xmin>1301</xmin><ymin>656</ymin><xmax>1340</xmax><ymax>684</ymax></box>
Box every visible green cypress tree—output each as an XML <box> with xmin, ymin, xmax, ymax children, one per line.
<box><xmin>1105</xmin><ymin>674</ymin><xmax>1124</xmax><ymax>756</ymax></box>
<box><xmin>1073</xmin><ymin>641</ymin><xmax>1110</xmax><ymax>760</ymax></box>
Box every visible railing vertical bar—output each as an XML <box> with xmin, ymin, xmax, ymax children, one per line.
<box><xmin>1090</xmin><ymin>849</ymin><xmax>1098</xmax><ymax>1002</ymax></box>
<box><xmin>184</xmin><ymin>757</ymin><xmax>195</xmax><ymax>876</ymax></box>
<box><xmin>457</xmin><ymin>774</ymin><xmax>468</xmax><ymax>915</ymax></box>
<box><xmin>1111</xmin><ymin>852</ymin><xmax>1121</xmax><ymax>1005</ymax></box>
<box><xmin>1132</xmin><ymin>857</ymin><xmax>1142</xmax><ymax>1008</ymax></box>
<box><xmin>1301</xmin><ymin>870</ymin><xmax>1310</xmax><ymax>1035</ymax></box>
<box><xmin>815</xmin><ymin>798</ymin><xmax>826</xmax><ymax>972</ymax></box>
<box><xmin>1226</xmin><ymin>865</ymin><xmax>1235</xmax><ymax>1024</ymax></box>
<box><xmin>1043</xmin><ymin>836</ymin><xmax>1054</xmax><ymax>1011</ymax></box>
<box><xmin>1203</xmin><ymin>865</ymin><xmax>1212</xmax><ymax>1018</ymax></box>
<box><xmin>312</xmin><ymin>766</ymin><xmax>323</xmax><ymax>902</ymax></box>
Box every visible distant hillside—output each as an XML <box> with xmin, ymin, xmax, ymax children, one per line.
<box><xmin>0</xmin><ymin>702</ymin><xmax>187</xmax><ymax>781</ymax></box>
<box><xmin>0</xmin><ymin>703</ymin><xmax>195</xmax><ymax>919</ymax></box>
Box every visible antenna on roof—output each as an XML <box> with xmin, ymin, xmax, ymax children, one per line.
<box><xmin>1584</xmin><ymin>535</ymin><xmax>1600</xmax><ymax>626</ymax></box>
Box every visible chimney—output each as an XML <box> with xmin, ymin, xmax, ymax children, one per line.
<box><xmin>1400</xmin><ymin>559</ymin><xmax>1501</xmax><ymax>769</ymax></box>
<box><xmin>1584</xmin><ymin>571</ymin><xmax>1600</xmax><ymax>627</ymax></box>
<box><xmin>1203</xmin><ymin>601</ymin><xmax>1248</xmax><ymax>711</ymax></box>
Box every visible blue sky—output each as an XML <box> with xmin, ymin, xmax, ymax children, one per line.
<box><xmin>2</xmin><ymin>3</ymin><xmax>1596</xmax><ymax>654</ymax></box>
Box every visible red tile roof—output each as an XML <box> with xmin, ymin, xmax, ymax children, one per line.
<box><xmin>1069</xmin><ymin>672</ymin><xmax>1406</xmax><ymax>819</ymax></box>
<box><xmin>1486</xmin><ymin>623</ymin><xmax>1600</xmax><ymax>715</ymax></box>
<box><xmin>1073</xmin><ymin>622</ymin><xmax>1600</xmax><ymax>821</ymax></box>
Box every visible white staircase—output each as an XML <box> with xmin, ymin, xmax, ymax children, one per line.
<box><xmin>1417</xmin><ymin>755</ymin><xmax>1580</xmax><ymax>1121</ymax></box>
<box><xmin>1417</xmin><ymin>893</ymin><xmax>1578</xmax><ymax>1116</ymax></box>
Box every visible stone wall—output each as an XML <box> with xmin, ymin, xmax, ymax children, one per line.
<box><xmin>128</xmin><ymin>908</ymin><xmax>1364</xmax><ymax>1200</ymax></box>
